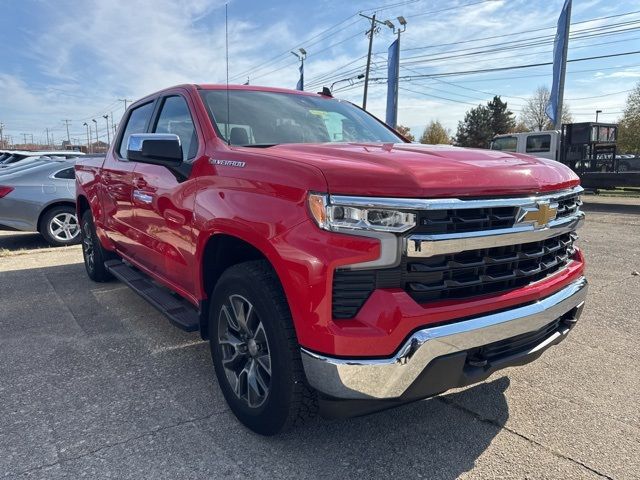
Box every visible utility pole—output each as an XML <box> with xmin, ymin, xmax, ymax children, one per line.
<box><xmin>119</xmin><ymin>98</ymin><xmax>132</xmax><ymax>112</ymax></box>
<box><xmin>62</xmin><ymin>119</ymin><xmax>72</xmax><ymax>143</ymax></box>
<box><xmin>554</xmin><ymin>0</ymin><xmax>572</xmax><ymax>130</ymax></box>
<box><xmin>92</xmin><ymin>119</ymin><xmax>99</xmax><ymax>150</ymax></box>
<box><xmin>46</xmin><ymin>128</ymin><xmax>50</xmax><ymax>147</ymax></box>
<box><xmin>103</xmin><ymin>114</ymin><xmax>111</xmax><ymax>144</ymax></box>
<box><xmin>359</xmin><ymin>13</ymin><xmax>397</xmax><ymax>110</ymax></box>
<box><xmin>0</xmin><ymin>122</ymin><xmax>4</xmax><ymax>148</ymax></box>
<box><xmin>83</xmin><ymin>122</ymin><xmax>91</xmax><ymax>153</ymax></box>
<box><xmin>22</xmin><ymin>133</ymin><xmax>28</xmax><ymax>145</ymax></box>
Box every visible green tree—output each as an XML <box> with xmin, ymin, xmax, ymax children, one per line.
<box><xmin>395</xmin><ymin>125</ymin><xmax>415</xmax><ymax>142</ymax></box>
<box><xmin>618</xmin><ymin>81</ymin><xmax>640</xmax><ymax>154</ymax></box>
<box><xmin>487</xmin><ymin>96</ymin><xmax>515</xmax><ymax>135</ymax></box>
<box><xmin>455</xmin><ymin>96</ymin><xmax>516</xmax><ymax>148</ymax></box>
<box><xmin>455</xmin><ymin>105</ymin><xmax>493</xmax><ymax>148</ymax></box>
<box><xmin>419</xmin><ymin>120</ymin><xmax>451</xmax><ymax>144</ymax></box>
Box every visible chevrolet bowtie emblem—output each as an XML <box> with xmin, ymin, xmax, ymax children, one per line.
<box><xmin>518</xmin><ymin>201</ymin><xmax>558</xmax><ymax>228</ymax></box>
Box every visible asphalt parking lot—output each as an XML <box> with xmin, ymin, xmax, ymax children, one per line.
<box><xmin>1</xmin><ymin>196</ymin><xmax>639</xmax><ymax>479</ymax></box>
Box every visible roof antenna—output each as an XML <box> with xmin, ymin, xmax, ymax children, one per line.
<box><xmin>225</xmin><ymin>2</ymin><xmax>230</xmax><ymax>145</ymax></box>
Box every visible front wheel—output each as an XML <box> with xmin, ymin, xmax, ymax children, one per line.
<box><xmin>209</xmin><ymin>260</ymin><xmax>317</xmax><ymax>435</ymax></box>
<box><xmin>80</xmin><ymin>209</ymin><xmax>115</xmax><ymax>282</ymax></box>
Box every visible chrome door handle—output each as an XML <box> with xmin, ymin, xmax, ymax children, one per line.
<box><xmin>133</xmin><ymin>190</ymin><xmax>153</xmax><ymax>204</ymax></box>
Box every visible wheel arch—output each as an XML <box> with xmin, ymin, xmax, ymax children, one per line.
<box><xmin>199</xmin><ymin>232</ymin><xmax>285</xmax><ymax>339</ymax></box>
<box><xmin>76</xmin><ymin>194</ymin><xmax>90</xmax><ymax>220</ymax></box>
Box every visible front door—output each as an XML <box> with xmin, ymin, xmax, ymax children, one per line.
<box><xmin>130</xmin><ymin>94</ymin><xmax>201</xmax><ymax>298</ymax></box>
<box><xmin>100</xmin><ymin>101</ymin><xmax>155</xmax><ymax>258</ymax></box>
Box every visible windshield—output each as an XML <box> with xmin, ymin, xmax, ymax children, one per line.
<box><xmin>199</xmin><ymin>90</ymin><xmax>403</xmax><ymax>146</ymax></box>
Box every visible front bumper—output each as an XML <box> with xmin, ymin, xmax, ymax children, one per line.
<box><xmin>301</xmin><ymin>276</ymin><xmax>587</xmax><ymax>401</ymax></box>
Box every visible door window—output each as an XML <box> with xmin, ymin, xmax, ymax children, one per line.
<box><xmin>154</xmin><ymin>96</ymin><xmax>198</xmax><ymax>161</ymax></box>
<box><xmin>118</xmin><ymin>102</ymin><xmax>154</xmax><ymax>159</ymax></box>
<box><xmin>526</xmin><ymin>134</ymin><xmax>551</xmax><ymax>153</ymax></box>
<box><xmin>491</xmin><ymin>136</ymin><xmax>517</xmax><ymax>152</ymax></box>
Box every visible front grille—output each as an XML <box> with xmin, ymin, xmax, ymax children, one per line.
<box><xmin>405</xmin><ymin>232</ymin><xmax>577</xmax><ymax>303</ymax></box>
<box><xmin>414</xmin><ymin>192</ymin><xmax>582</xmax><ymax>235</ymax></box>
<box><xmin>332</xmin><ymin>232</ymin><xmax>577</xmax><ymax>319</ymax></box>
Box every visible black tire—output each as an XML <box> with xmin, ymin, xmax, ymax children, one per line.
<box><xmin>39</xmin><ymin>205</ymin><xmax>81</xmax><ymax>246</ymax></box>
<box><xmin>80</xmin><ymin>209</ymin><xmax>116</xmax><ymax>282</ymax></box>
<box><xmin>209</xmin><ymin>260</ymin><xmax>318</xmax><ymax>435</ymax></box>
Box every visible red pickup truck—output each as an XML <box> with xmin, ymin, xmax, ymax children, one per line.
<box><xmin>76</xmin><ymin>84</ymin><xmax>587</xmax><ymax>435</ymax></box>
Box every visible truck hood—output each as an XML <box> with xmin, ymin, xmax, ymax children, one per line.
<box><xmin>264</xmin><ymin>143</ymin><xmax>579</xmax><ymax>197</ymax></box>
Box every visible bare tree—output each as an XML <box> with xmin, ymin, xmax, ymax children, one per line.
<box><xmin>521</xmin><ymin>86</ymin><xmax>572</xmax><ymax>131</ymax></box>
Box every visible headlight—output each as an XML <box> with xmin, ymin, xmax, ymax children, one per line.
<box><xmin>308</xmin><ymin>193</ymin><xmax>416</xmax><ymax>233</ymax></box>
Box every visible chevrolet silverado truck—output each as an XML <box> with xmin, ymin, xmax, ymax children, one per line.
<box><xmin>76</xmin><ymin>84</ymin><xmax>587</xmax><ymax>435</ymax></box>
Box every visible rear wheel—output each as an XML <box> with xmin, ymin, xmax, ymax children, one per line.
<box><xmin>80</xmin><ymin>209</ymin><xmax>115</xmax><ymax>282</ymax></box>
<box><xmin>40</xmin><ymin>205</ymin><xmax>80</xmax><ymax>246</ymax></box>
<box><xmin>209</xmin><ymin>260</ymin><xmax>317</xmax><ymax>435</ymax></box>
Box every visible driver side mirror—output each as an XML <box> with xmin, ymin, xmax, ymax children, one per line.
<box><xmin>126</xmin><ymin>133</ymin><xmax>183</xmax><ymax>167</ymax></box>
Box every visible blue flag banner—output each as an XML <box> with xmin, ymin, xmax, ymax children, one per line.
<box><xmin>296</xmin><ymin>61</ymin><xmax>304</xmax><ymax>91</ymax></box>
<box><xmin>386</xmin><ymin>38</ymin><xmax>399</xmax><ymax>127</ymax></box>
<box><xmin>546</xmin><ymin>0</ymin><xmax>571</xmax><ymax>126</ymax></box>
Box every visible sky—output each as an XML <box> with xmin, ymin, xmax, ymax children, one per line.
<box><xmin>1</xmin><ymin>0</ymin><xmax>639</xmax><ymax>145</ymax></box>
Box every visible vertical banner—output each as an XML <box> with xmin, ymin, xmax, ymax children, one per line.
<box><xmin>296</xmin><ymin>61</ymin><xmax>304</xmax><ymax>91</ymax></box>
<box><xmin>546</xmin><ymin>0</ymin><xmax>572</xmax><ymax>127</ymax></box>
<box><xmin>386</xmin><ymin>38</ymin><xmax>399</xmax><ymax>128</ymax></box>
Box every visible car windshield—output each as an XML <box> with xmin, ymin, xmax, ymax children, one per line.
<box><xmin>199</xmin><ymin>90</ymin><xmax>403</xmax><ymax>146</ymax></box>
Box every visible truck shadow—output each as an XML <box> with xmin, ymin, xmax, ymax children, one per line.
<box><xmin>270</xmin><ymin>377</ymin><xmax>510</xmax><ymax>479</ymax></box>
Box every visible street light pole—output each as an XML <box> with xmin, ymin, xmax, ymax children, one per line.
<box><xmin>83</xmin><ymin>122</ymin><xmax>91</xmax><ymax>153</ymax></box>
<box><xmin>92</xmin><ymin>119</ymin><xmax>99</xmax><ymax>151</ymax></box>
<box><xmin>595</xmin><ymin>109</ymin><xmax>602</xmax><ymax>123</ymax></box>
<box><xmin>103</xmin><ymin>114</ymin><xmax>111</xmax><ymax>144</ymax></box>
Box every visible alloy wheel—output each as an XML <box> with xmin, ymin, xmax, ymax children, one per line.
<box><xmin>49</xmin><ymin>213</ymin><xmax>79</xmax><ymax>242</ymax></box>
<box><xmin>218</xmin><ymin>294</ymin><xmax>272</xmax><ymax>408</ymax></box>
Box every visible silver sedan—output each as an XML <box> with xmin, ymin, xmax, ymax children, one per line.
<box><xmin>0</xmin><ymin>157</ymin><xmax>80</xmax><ymax>246</ymax></box>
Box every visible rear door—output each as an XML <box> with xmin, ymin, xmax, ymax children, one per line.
<box><xmin>100</xmin><ymin>100</ymin><xmax>155</xmax><ymax>257</ymax></box>
<box><xmin>130</xmin><ymin>93</ymin><xmax>201</xmax><ymax>298</ymax></box>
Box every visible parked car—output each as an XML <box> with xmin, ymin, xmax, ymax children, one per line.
<box><xmin>618</xmin><ymin>155</ymin><xmax>640</xmax><ymax>172</ymax></box>
<box><xmin>77</xmin><ymin>84</ymin><xmax>587</xmax><ymax>435</ymax></box>
<box><xmin>0</xmin><ymin>150</ymin><xmax>84</xmax><ymax>165</ymax></box>
<box><xmin>0</xmin><ymin>158</ymin><xmax>80</xmax><ymax>246</ymax></box>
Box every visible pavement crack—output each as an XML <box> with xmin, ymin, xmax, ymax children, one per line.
<box><xmin>436</xmin><ymin>396</ymin><xmax>615</xmax><ymax>480</ymax></box>
<box><xmin>10</xmin><ymin>410</ymin><xmax>227</xmax><ymax>478</ymax></box>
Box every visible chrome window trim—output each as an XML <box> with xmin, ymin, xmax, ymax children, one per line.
<box><xmin>302</xmin><ymin>277</ymin><xmax>587</xmax><ymax>400</ymax></box>
<box><xmin>329</xmin><ymin>186</ymin><xmax>583</xmax><ymax>211</ymax></box>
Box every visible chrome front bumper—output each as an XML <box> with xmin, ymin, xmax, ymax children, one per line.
<box><xmin>301</xmin><ymin>277</ymin><xmax>588</xmax><ymax>400</ymax></box>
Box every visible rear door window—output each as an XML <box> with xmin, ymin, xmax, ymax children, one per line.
<box><xmin>491</xmin><ymin>136</ymin><xmax>517</xmax><ymax>152</ymax></box>
<box><xmin>526</xmin><ymin>134</ymin><xmax>551</xmax><ymax>153</ymax></box>
<box><xmin>117</xmin><ymin>102</ymin><xmax>155</xmax><ymax>159</ymax></box>
<box><xmin>53</xmin><ymin>167</ymin><xmax>75</xmax><ymax>179</ymax></box>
